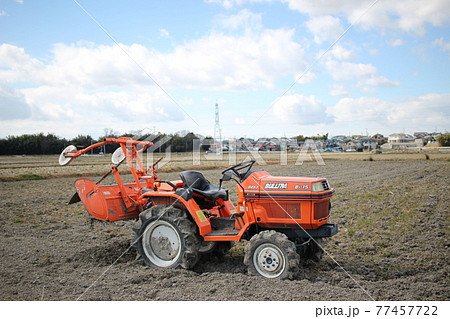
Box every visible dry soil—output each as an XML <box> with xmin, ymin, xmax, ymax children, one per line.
<box><xmin>0</xmin><ymin>157</ymin><xmax>448</xmax><ymax>301</ymax></box>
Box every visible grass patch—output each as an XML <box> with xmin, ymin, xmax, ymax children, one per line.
<box><xmin>356</xmin><ymin>217</ymin><xmax>373</xmax><ymax>228</ymax></box>
<box><xmin>347</xmin><ymin>229</ymin><xmax>355</xmax><ymax>237</ymax></box>
<box><xmin>16</xmin><ymin>173</ymin><xmax>46</xmax><ymax>181</ymax></box>
<box><xmin>13</xmin><ymin>217</ymin><xmax>27</xmax><ymax>223</ymax></box>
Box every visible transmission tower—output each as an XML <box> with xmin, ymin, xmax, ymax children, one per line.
<box><xmin>214</xmin><ymin>102</ymin><xmax>222</xmax><ymax>153</ymax></box>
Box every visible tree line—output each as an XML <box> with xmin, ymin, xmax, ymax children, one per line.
<box><xmin>0</xmin><ymin>132</ymin><xmax>213</xmax><ymax>155</ymax></box>
<box><xmin>2</xmin><ymin>132</ymin><xmax>448</xmax><ymax>155</ymax></box>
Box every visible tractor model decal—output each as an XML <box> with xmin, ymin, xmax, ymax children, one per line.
<box><xmin>264</xmin><ymin>183</ymin><xmax>288</xmax><ymax>189</ymax></box>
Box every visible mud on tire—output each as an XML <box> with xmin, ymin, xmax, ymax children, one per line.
<box><xmin>133</xmin><ymin>205</ymin><xmax>201</xmax><ymax>269</ymax></box>
<box><xmin>244</xmin><ymin>230</ymin><xmax>300</xmax><ymax>279</ymax></box>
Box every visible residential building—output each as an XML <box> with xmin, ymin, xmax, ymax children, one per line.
<box><xmin>360</xmin><ymin>137</ymin><xmax>378</xmax><ymax>151</ymax></box>
<box><xmin>381</xmin><ymin>133</ymin><xmax>421</xmax><ymax>150</ymax></box>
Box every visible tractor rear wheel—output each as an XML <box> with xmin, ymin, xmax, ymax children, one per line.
<box><xmin>133</xmin><ymin>205</ymin><xmax>201</xmax><ymax>269</ymax></box>
<box><xmin>244</xmin><ymin>230</ymin><xmax>299</xmax><ymax>279</ymax></box>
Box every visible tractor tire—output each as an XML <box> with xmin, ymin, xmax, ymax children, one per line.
<box><xmin>244</xmin><ymin>230</ymin><xmax>299</xmax><ymax>279</ymax></box>
<box><xmin>199</xmin><ymin>241</ymin><xmax>234</xmax><ymax>257</ymax></box>
<box><xmin>133</xmin><ymin>205</ymin><xmax>201</xmax><ymax>269</ymax></box>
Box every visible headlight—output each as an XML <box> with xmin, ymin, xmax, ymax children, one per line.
<box><xmin>312</xmin><ymin>180</ymin><xmax>329</xmax><ymax>192</ymax></box>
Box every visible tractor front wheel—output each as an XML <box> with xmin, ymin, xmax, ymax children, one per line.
<box><xmin>244</xmin><ymin>230</ymin><xmax>299</xmax><ymax>279</ymax></box>
<box><xmin>133</xmin><ymin>205</ymin><xmax>201</xmax><ymax>269</ymax></box>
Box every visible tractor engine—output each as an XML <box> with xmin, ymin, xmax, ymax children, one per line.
<box><xmin>238</xmin><ymin>170</ymin><xmax>334</xmax><ymax>230</ymax></box>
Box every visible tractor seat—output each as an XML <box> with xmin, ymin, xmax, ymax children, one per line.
<box><xmin>179</xmin><ymin>170</ymin><xmax>228</xmax><ymax>201</ymax></box>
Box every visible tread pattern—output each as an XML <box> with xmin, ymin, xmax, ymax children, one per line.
<box><xmin>244</xmin><ymin>230</ymin><xmax>300</xmax><ymax>279</ymax></box>
<box><xmin>132</xmin><ymin>205</ymin><xmax>200</xmax><ymax>269</ymax></box>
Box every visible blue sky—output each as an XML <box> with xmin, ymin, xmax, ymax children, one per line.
<box><xmin>0</xmin><ymin>0</ymin><xmax>449</xmax><ymax>139</ymax></box>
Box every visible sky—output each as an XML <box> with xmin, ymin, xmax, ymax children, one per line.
<box><xmin>0</xmin><ymin>0</ymin><xmax>449</xmax><ymax>140</ymax></box>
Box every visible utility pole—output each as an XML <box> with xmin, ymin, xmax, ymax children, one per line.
<box><xmin>214</xmin><ymin>101</ymin><xmax>222</xmax><ymax>153</ymax></box>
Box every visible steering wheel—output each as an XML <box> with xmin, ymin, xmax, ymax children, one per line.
<box><xmin>221</xmin><ymin>160</ymin><xmax>256</xmax><ymax>181</ymax></box>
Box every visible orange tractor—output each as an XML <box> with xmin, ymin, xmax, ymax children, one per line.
<box><xmin>60</xmin><ymin>137</ymin><xmax>338</xmax><ymax>279</ymax></box>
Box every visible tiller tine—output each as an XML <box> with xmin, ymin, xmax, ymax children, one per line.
<box><xmin>68</xmin><ymin>192</ymin><xmax>81</xmax><ymax>205</ymax></box>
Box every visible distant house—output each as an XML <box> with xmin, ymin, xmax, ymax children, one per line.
<box><xmin>351</xmin><ymin>135</ymin><xmax>364</xmax><ymax>140</ymax></box>
<box><xmin>261</xmin><ymin>141</ymin><xmax>280</xmax><ymax>151</ymax></box>
<box><xmin>328</xmin><ymin>136</ymin><xmax>347</xmax><ymax>150</ymax></box>
<box><xmin>414</xmin><ymin>132</ymin><xmax>428</xmax><ymax>138</ymax></box>
<box><xmin>331</xmin><ymin>135</ymin><xmax>347</xmax><ymax>141</ymax></box>
<box><xmin>381</xmin><ymin>133</ymin><xmax>422</xmax><ymax>150</ymax></box>
<box><xmin>312</xmin><ymin>140</ymin><xmax>326</xmax><ymax>150</ymax></box>
<box><xmin>253</xmin><ymin>138</ymin><xmax>267</xmax><ymax>151</ymax></box>
<box><xmin>360</xmin><ymin>137</ymin><xmax>378</xmax><ymax>151</ymax></box>
<box><xmin>414</xmin><ymin>132</ymin><xmax>442</xmax><ymax>144</ymax></box>
<box><xmin>372</xmin><ymin>133</ymin><xmax>387</xmax><ymax>145</ymax></box>
<box><xmin>234</xmin><ymin>138</ymin><xmax>248</xmax><ymax>151</ymax></box>
<box><xmin>283</xmin><ymin>138</ymin><xmax>301</xmax><ymax>151</ymax></box>
<box><xmin>252</xmin><ymin>138</ymin><xmax>282</xmax><ymax>152</ymax></box>
<box><xmin>345</xmin><ymin>140</ymin><xmax>358</xmax><ymax>151</ymax></box>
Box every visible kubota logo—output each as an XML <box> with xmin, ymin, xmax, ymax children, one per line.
<box><xmin>264</xmin><ymin>183</ymin><xmax>288</xmax><ymax>189</ymax></box>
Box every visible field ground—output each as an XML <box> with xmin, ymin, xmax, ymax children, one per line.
<box><xmin>0</xmin><ymin>151</ymin><xmax>449</xmax><ymax>300</ymax></box>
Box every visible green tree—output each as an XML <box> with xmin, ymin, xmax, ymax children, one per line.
<box><xmin>296</xmin><ymin>135</ymin><xmax>306</xmax><ymax>142</ymax></box>
<box><xmin>70</xmin><ymin>135</ymin><xmax>94</xmax><ymax>149</ymax></box>
<box><xmin>201</xmin><ymin>136</ymin><xmax>214</xmax><ymax>151</ymax></box>
<box><xmin>0</xmin><ymin>133</ymin><xmax>68</xmax><ymax>155</ymax></box>
<box><xmin>437</xmin><ymin>134</ymin><xmax>450</xmax><ymax>146</ymax></box>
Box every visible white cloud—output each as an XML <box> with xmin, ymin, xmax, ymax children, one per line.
<box><xmin>329</xmin><ymin>84</ymin><xmax>350</xmax><ymax>97</ymax></box>
<box><xmin>327</xmin><ymin>94</ymin><xmax>450</xmax><ymax>130</ymax></box>
<box><xmin>273</xmin><ymin>94</ymin><xmax>333</xmax><ymax>124</ymax></box>
<box><xmin>213</xmin><ymin>0</ymin><xmax>450</xmax><ymax>35</ymax></box>
<box><xmin>0</xmin><ymin>83</ymin><xmax>31</xmax><ymax>120</ymax></box>
<box><xmin>0</xmin><ymin>28</ymin><xmax>307</xmax><ymax>135</ymax></box>
<box><xmin>328</xmin><ymin>97</ymin><xmax>389</xmax><ymax>123</ymax></box>
<box><xmin>331</xmin><ymin>45</ymin><xmax>356</xmax><ymax>61</ymax></box>
<box><xmin>218</xmin><ymin>9</ymin><xmax>263</xmax><ymax>31</ymax></box>
<box><xmin>0</xmin><ymin>26</ymin><xmax>306</xmax><ymax>92</ymax></box>
<box><xmin>43</xmin><ymin>43</ymin><xmax>149</xmax><ymax>89</ymax></box>
<box><xmin>0</xmin><ymin>44</ymin><xmax>45</xmax><ymax>83</ymax></box>
<box><xmin>0</xmin><ymin>10</ymin><xmax>8</xmax><ymax>17</ymax></box>
<box><xmin>292</xmin><ymin>70</ymin><xmax>316</xmax><ymax>84</ymax></box>
<box><xmin>294</xmin><ymin>0</ymin><xmax>450</xmax><ymax>34</ymax></box>
<box><xmin>387</xmin><ymin>94</ymin><xmax>450</xmax><ymax>126</ymax></box>
<box><xmin>305</xmin><ymin>15</ymin><xmax>344</xmax><ymax>44</ymax></box>
<box><xmin>20</xmin><ymin>85</ymin><xmax>184</xmax><ymax>123</ymax></box>
<box><xmin>156</xmin><ymin>29</ymin><xmax>306</xmax><ymax>90</ymax></box>
<box><xmin>323</xmin><ymin>59</ymin><xmax>401</xmax><ymax>93</ymax></box>
<box><xmin>388</xmin><ymin>38</ymin><xmax>404</xmax><ymax>47</ymax></box>
<box><xmin>433</xmin><ymin>37</ymin><xmax>450</xmax><ymax>56</ymax></box>
<box><xmin>205</xmin><ymin>0</ymin><xmax>242</xmax><ymax>9</ymax></box>
<box><xmin>159</xmin><ymin>29</ymin><xmax>170</xmax><ymax>38</ymax></box>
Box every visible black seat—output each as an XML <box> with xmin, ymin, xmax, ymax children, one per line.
<box><xmin>179</xmin><ymin>170</ymin><xmax>228</xmax><ymax>201</ymax></box>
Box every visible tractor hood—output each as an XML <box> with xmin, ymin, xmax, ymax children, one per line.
<box><xmin>242</xmin><ymin>170</ymin><xmax>334</xmax><ymax>200</ymax></box>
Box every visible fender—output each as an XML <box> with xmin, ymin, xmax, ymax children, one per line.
<box><xmin>140</xmin><ymin>191</ymin><xmax>213</xmax><ymax>237</ymax></box>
